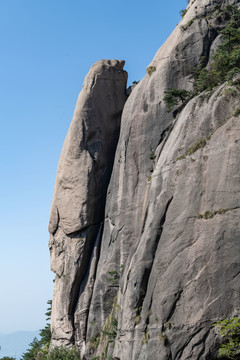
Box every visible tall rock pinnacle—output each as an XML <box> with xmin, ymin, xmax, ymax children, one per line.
<box><xmin>49</xmin><ymin>59</ymin><xmax>127</xmax><ymax>348</ymax></box>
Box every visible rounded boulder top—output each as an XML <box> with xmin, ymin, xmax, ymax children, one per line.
<box><xmin>91</xmin><ymin>59</ymin><xmax>126</xmax><ymax>71</ymax></box>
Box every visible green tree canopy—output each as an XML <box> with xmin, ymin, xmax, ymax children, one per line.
<box><xmin>163</xmin><ymin>88</ymin><xmax>192</xmax><ymax>112</ymax></box>
<box><xmin>48</xmin><ymin>346</ymin><xmax>80</xmax><ymax>360</ymax></box>
<box><xmin>20</xmin><ymin>338</ymin><xmax>42</xmax><ymax>360</ymax></box>
<box><xmin>19</xmin><ymin>300</ymin><xmax>80</xmax><ymax>359</ymax></box>
<box><xmin>20</xmin><ymin>300</ymin><xmax>52</xmax><ymax>360</ymax></box>
<box><xmin>215</xmin><ymin>317</ymin><xmax>240</xmax><ymax>359</ymax></box>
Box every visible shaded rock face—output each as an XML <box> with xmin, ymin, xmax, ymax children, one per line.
<box><xmin>49</xmin><ymin>0</ymin><xmax>240</xmax><ymax>359</ymax></box>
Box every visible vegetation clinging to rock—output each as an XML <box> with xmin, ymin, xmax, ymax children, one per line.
<box><xmin>185</xmin><ymin>138</ymin><xmax>207</xmax><ymax>156</ymax></box>
<box><xmin>48</xmin><ymin>346</ymin><xmax>80</xmax><ymax>360</ymax></box>
<box><xmin>168</xmin><ymin>5</ymin><xmax>240</xmax><ymax>114</ymax></box>
<box><xmin>180</xmin><ymin>8</ymin><xmax>187</xmax><ymax>18</ymax></box>
<box><xmin>194</xmin><ymin>5</ymin><xmax>240</xmax><ymax>94</ymax></box>
<box><xmin>233</xmin><ymin>105</ymin><xmax>240</xmax><ymax>117</ymax></box>
<box><xmin>146</xmin><ymin>66</ymin><xmax>156</xmax><ymax>76</ymax></box>
<box><xmin>89</xmin><ymin>296</ymin><xmax>119</xmax><ymax>359</ymax></box>
<box><xmin>198</xmin><ymin>208</ymin><xmax>227</xmax><ymax>219</ymax></box>
<box><xmin>214</xmin><ymin>316</ymin><xmax>240</xmax><ymax>359</ymax></box>
<box><xmin>176</xmin><ymin>135</ymin><xmax>211</xmax><ymax>161</ymax></box>
<box><xmin>163</xmin><ymin>88</ymin><xmax>192</xmax><ymax>112</ymax></box>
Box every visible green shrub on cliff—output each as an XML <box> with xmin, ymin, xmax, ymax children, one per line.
<box><xmin>164</xmin><ymin>5</ymin><xmax>240</xmax><ymax>112</ymax></box>
<box><xmin>163</xmin><ymin>88</ymin><xmax>192</xmax><ymax>112</ymax></box>
<box><xmin>194</xmin><ymin>6</ymin><xmax>240</xmax><ymax>94</ymax></box>
<box><xmin>146</xmin><ymin>66</ymin><xmax>156</xmax><ymax>76</ymax></box>
<box><xmin>215</xmin><ymin>316</ymin><xmax>240</xmax><ymax>359</ymax></box>
<box><xmin>48</xmin><ymin>346</ymin><xmax>80</xmax><ymax>360</ymax></box>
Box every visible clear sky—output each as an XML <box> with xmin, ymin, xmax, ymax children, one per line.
<box><xmin>0</xmin><ymin>0</ymin><xmax>187</xmax><ymax>333</ymax></box>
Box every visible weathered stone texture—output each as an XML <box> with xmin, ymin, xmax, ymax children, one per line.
<box><xmin>49</xmin><ymin>59</ymin><xmax>127</xmax><ymax>348</ymax></box>
<box><xmin>49</xmin><ymin>0</ymin><xmax>240</xmax><ymax>359</ymax></box>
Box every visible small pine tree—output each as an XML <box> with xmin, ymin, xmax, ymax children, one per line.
<box><xmin>20</xmin><ymin>338</ymin><xmax>42</xmax><ymax>360</ymax></box>
<box><xmin>45</xmin><ymin>300</ymin><xmax>52</xmax><ymax>322</ymax></box>
<box><xmin>20</xmin><ymin>300</ymin><xmax>52</xmax><ymax>360</ymax></box>
<box><xmin>163</xmin><ymin>88</ymin><xmax>192</xmax><ymax>112</ymax></box>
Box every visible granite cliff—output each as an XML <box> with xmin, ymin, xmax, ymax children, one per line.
<box><xmin>49</xmin><ymin>0</ymin><xmax>240</xmax><ymax>359</ymax></box>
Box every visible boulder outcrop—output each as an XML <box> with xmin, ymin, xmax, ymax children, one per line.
<box><xmin>49</xmin><ymin>0</ymin><xmax>240</xmax><ymax>359</ymax></box>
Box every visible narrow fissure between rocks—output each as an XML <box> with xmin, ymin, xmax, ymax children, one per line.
<box><xmin>136</xmin><ymin>197</ymin><xmax>173</xmax><ymax>317</ymax></box>
<box><xmin>74</xmin><ymin>223</ymin><xmax>103</xmax><ymax>343</ymax></box>
<box><xmin>68</xmin><ymin>224</ymin><xmax>103</xmax><ymax>340</ymax></box>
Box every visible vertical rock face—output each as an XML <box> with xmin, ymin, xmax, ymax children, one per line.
<box><xmin>49</xmin><ymin>0</ymin><xmax>240</xmax><ymax>359</ymax></box>
<box><xmin>48</xmin><ymin>59</ymin><xmax>127</xmax><ymax>348</ymax></box>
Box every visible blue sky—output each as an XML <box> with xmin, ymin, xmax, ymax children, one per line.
<box><xmin>0</xmin><ymin>0</ymin><xmax>187</xmax><ymax>333</ymax></box>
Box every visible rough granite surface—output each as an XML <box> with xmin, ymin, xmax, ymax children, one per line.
<box><xmin>49</xmin><ymin>0</ymin><xmax>240</xmax><ymax>359</ymax></box>
<box><xmin>49</xmin><ymin>59</ymin><xmax>127</xmax><ymax>348</ymax></box>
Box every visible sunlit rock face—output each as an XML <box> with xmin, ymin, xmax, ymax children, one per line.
<box><xmin>48</xmin><ymin>59</ymin><xmax>127</xmax><ymax>349</ymax></box>
<box><xmin>49</xmin><ymin>0</ymin><xmax>240</xmax><ymax>359</ymax></box>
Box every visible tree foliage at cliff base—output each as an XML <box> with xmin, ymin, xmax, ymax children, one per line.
<box><xmin>19</xmin><ymin>300</ymin><xmax>80</xmax><ymax>360</ymax></box>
